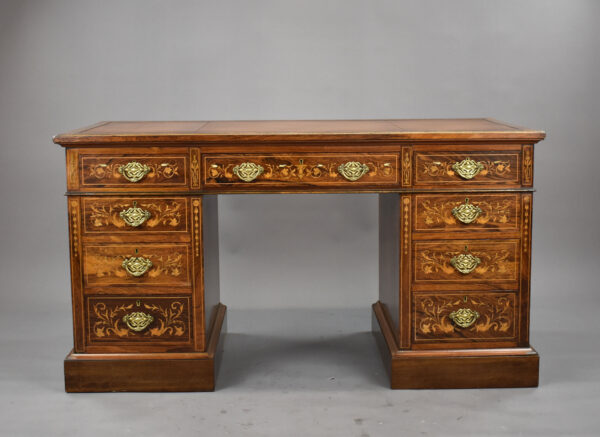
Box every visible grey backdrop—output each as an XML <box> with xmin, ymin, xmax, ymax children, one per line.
<box><xmin>1</xmin><ymin>1</ymin><xmax>599</xmax><ymax>436</ymax></box>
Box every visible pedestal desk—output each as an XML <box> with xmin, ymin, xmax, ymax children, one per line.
<box><xmin>53</xmin><ymin>119</ymin><xmax>545</xmax><ymax>392</ymax></box>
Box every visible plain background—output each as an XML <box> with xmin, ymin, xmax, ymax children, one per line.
<box><xmin>1</xmin><ymin>1</ymin><xmax>599</xmax><ymax>435</ymax></box>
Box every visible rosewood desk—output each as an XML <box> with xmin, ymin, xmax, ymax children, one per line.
<box><xmin>54</xmin><ymin>119</ymin><xmax>545</xmax><ymax>391</ymax></box>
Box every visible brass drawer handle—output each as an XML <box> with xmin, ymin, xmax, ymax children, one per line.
<box><xmin>449</xmin><ymin>308</ymin><xmax>480</xmax><ymax>328</ymax></box>
<box><xmin>122</xmin><ymin>312</ymin><xmax>154</xmax><ymax>331</ymax></box>
<box><xmin>118</xmin><ymin>161</ymin><xmax>151</xmax><ymax>182</ymax></box>
<box><xmin>450</xmin><ymin>247</ymin><xmax>481</xmax><ymax>274</ymax></box>
<box><xmin>119</xmin><ymin>201</ymin><xmax>151</xmax><ymax>227</ymax></box>
<box><xmin>452</xmin><ymin>158</ymin><xmax>484</xmax><ymax>180</ymax></box>
<box><xmin>452</xmin><ymin>198</ymin><xmax>482</xmax><ymax>224</ymax></box>
<box><xmin>233</xmin><ymin>162</ymin><xmax>264</xmax><ymax>182</ymax></box>
<box><xmin>338</xmin><ymin>161</ymin><xmax>369</xmax><ymax>181</ymax></box>
<box><xmin>122</xmin><ymin>252</ymin><xmax>153</xmax><ymax>277</ymax></box>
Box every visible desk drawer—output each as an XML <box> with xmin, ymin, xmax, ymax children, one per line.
<box><xmin>82</xmin><ymin>243</ymin><xmax>192</xmax><ymax>289</ymax></box>
<box><xmin>413</xmin><ymin>292</ymin><xmax>518</xmax><ymax>346</ymax></box>
<box><xmin>80</xmin><ymin>153</ymin><xmax>188</xmax><ymax>189</ymax></box>
<box><xmin>413</xmin><ymin>239</ymin><xmax>520</xmax><ymax>289</ymax></box>
<box><xmin>414</xmin><ymin>150</ymin><xmax>521</xmax><ymax>187</ymax></box>
<box><xmin>203</xmin><ymin>153</ymin><xmax>399</xmax><ymax>188</ymax></box>
<box><xmin>413</xmin><ymin>193</ymin><xmax>521</xmax><ymax>232</ymax></box>
<box><xmin>86</xmin><ymin>296</ymin><xmax>192</xmax><ymax>345</ymax></box>
<box><xmin>82</xmin><ymin>197</ymin><xmax>189</xmax><ymax>235</ymax></box>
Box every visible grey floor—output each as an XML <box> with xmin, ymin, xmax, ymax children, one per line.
<box><xmin>1</xmin><ymin>300</ymin><xmax>599</xmax><ymax>436</ymax></box>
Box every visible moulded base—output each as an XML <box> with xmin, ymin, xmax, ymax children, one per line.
<box><xmin>372</xmin><ymin>301</ymin><xmax>539</xmax><ymax>389</ymax></box>
<box><xmin>64</xmin><ymin>304</ymin><xmax>226</xmax><ymax>392</ymax></box>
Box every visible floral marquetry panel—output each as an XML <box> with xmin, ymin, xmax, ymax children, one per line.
<box><xmin>414</xmin><ymin>151</ymin><xmax>520</xmax><ymax>186</ymax></box>
<box><xmin>80</xmin><ymin>154</ymin><xmax>188</xmax><ymax>188</ymax></box>
<box><xmin>413</xmin><ymin>293</ymin><xmax>517</xmax><ymax>344</ymax></box>
<box><xmin>413</xmin><ymin>193</ymin><xmax>521</xmax><ymax>232</ymax></box>
<box><xmin>202</xmin><ymin>153</ymin><xmax>399</xmax><ymax>188</ymax></box>
<box><xmin>82</xmin><ymin>244</ymin><xmax>192</xmax><ymax>288</ymax></box>
<box><xmin>413</xmin><ymin>240</ymin><xmax>520</xmax><ymax>285</ymax></box>
<box><xmin>86</xmin><ymin>296</ymin><xmax>192</xmax><ymax>344</ymax></box>
<box><xmin>82</xmin><ymin>197</ymin><xmax>189</xmax><ymax>234</ymax></box>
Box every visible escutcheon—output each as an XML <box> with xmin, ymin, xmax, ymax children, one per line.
<box><xmin>122</xmin><ymin>312</ymin><xmax>154</xmax><ymax>331</ymax></box>
<box><xmin>448</xmin><ymin>307</ymin><xmax>480</xmax><ymax>328</ymax></box>
<box><xmin>122</xmin><ymin>255</ymin><xmax>153</xmax><ymax>277</ymax></box>
<box><xmin>119</xmin><ymin>201</ymin><xmax>151</xmax><ymax>227</ymax></box>
<box><xmin>450</xmin><ymin>248</ymin><xmax>481</xmax><ymax>274</ymax></box>
<box><xmin>118</xmin><ymin>161</ymin><xmax>151</xmax><ymax>182</ymax></box>
<box><xmin>452</xmin><ymin>198</ymin><xmax>483</xmax><ymax>224</ymax></box>
<box><xmin>452</xmin><ymin>158</ymin><xmax>484</xmax><ymax>180</ymax></box>
<box><xmin>338</xmin><ymin>161</ymin><xmax>370</xmax><ymax>181</ymax></box>
<box><xmin>233</xmin><ymin>162</ymin><xmax>264</xmax><ymax>182</ymax></box>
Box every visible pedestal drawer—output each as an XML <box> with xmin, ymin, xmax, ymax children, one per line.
<box><xmin>203</xmin><ymin>153</ymin><xmax>399</xmax><ymax>188</ymax></box>
<box><xmin>82</xmin><ymin>243</ymin><xmax>192</xmax><ymax>289</ymax></box>
<box><xmin>86</xmin><ymin>296</ymin><xmax>192</xmax><ymax>345</ymax></box>
<box><xmin>412</xmin><ymin>239</ymin><xmax>520</xmax><ymax>290</ymax></box>
<box><xmin>413</xmin><ymin>292</ymin><xmax>518</xmax><ymax>346</ymax></box>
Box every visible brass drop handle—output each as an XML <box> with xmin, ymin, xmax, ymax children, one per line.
<box><xmin>122</xmin><ymin>249</ymin><xmax>153</xmax><ymax>277</ymax></box>
<box><xmin>338</xmin><ymin>161</ymin><xmax>370</xmax><ymax>181</ymax></box>
<box><xmin>118</xmin><ymin>161</ymin><xmax>151</xmax><ymax>182</ymax></box>
<box><xmin>119</xmin><ymin>201</ymin><xmax>151</xmax><ymax>227</ymax></box>
<box><xmin>452</xmin><ymin>198</ymin><xmax>482</xmax><ymax>224</ymax></box>
<box><xmin>452</xmin><ymin>158</ymin><xmax>484</xmax><ymax>180</ymax></box>
<box><xmin>122</xmin><ymin>312</ymin><xmax>154</xmax><ymax>331</ymax></box>
<box><xmin>449</xmin><ymin>308</ymin><xmax>480</xmax><ymax>328</ymax></box>
<box><xmin>450</xmin><ymin>246</ymin><xmax>481</xmax><ymax>274</ymax></box>
<box><xmin>233</xmin><ymin>162</ymin><xmax>264</xmax><ymax>182</ymax></box>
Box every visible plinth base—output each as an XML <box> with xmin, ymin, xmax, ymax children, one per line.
<box><xmin>372</xmin><ymin>301</ymin><xmax>539</xmax><ymax>389</ymax></box>
<box><xmin>65</xmin><ymin>304</ymin><xmax>226</xmax><ymax>392</ymax></box>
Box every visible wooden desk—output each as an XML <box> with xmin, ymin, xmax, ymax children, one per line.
<box><xmin>54</xmin><ymin>119</ymin><xmax>545</xmax><ymax>391</ymax></box>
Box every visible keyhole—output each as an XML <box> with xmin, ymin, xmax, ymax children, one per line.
<box><xmin>136</xmin><ymin>300</ymin><xmax>141</xmax><ymax>307</ymax></box>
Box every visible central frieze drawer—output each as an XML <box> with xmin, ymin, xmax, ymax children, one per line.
<box><xmin>413</xmin><ymin>292</ymin><xmax>518</xmax><ymax>345</ymax></box>
<box><xmin>82</xmin><ymin>197</ymin><xmax>190</xmax><ymax>235</ymax></box>
<box><xmin>202</xmin><ymin>153</ymin><xmax>399</xmax><ymax>187</ymax></box>
<box><xmin>82</xmin><ymin>244</ymin><xmax>192</xmax><ymax>288</ymax></box>
<box><xmin>86</xmin><ymin>296</ymin><xmax>192</xmax><ymax>345</ymax></box>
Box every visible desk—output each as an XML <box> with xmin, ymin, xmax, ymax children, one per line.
<box><xmin>54</xmin><ymin>119</ymin><xmax>545</xmax><ymax>391</ymax></box>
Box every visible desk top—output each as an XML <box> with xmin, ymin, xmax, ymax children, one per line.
<box><xmin>53</xmin><ymin>118</ymin><xmax>545</xmax><ymax>145</ymax></box>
